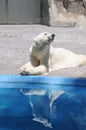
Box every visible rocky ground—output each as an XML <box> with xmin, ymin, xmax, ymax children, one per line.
<box><xmin>0</xmin><ymin>24</ymin><xmax>86</xmax><ymax>77</ymax></box>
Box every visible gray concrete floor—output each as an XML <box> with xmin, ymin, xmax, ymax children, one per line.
<box><xmin>0</xmin><ymin>24</ymin><xmax>86</xmax><ymax>77</ymax></box>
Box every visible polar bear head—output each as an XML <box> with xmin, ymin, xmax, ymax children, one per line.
<box><xmin>33</xmin><ymin>32</ymin><xmax>55</xmax><ymax>48</ymax></box>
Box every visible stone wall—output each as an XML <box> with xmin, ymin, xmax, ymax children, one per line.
<box><xmin>0</xmin><ymin>0</ymin><xmax>86</xmax><ymax>26</ymax></box>
<box><xmin>0</xmin><ymin>0</ymin><xmax>40</xmax><ymax>24</ymax></box>
<box><xmin>41</xmin><ymin>0</ymin><xmax>49</xmax><ymax>25</ymax></box>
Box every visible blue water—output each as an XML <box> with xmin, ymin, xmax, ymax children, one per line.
<box><xmin>0</xmin><ymin>83</ymin><xmax>85</xmax><ymax>130</ymax></box>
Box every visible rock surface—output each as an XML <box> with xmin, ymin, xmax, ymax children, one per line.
<box><xmin>42</xmin><ymin>0</ymin><xmax>86</xmax><ymax>27</ymax></box>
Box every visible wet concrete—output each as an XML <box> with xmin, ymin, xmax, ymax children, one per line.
<box><xmin>0</xmin><ymin>24</ymin><xmax>86</xmax><ymax>77</ymax></box>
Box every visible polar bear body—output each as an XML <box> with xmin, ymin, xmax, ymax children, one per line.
<box><xmin>20</xmin><ymin>32</ymin><xmax>86</xmax><ymax>75</ymax></box>
<box><xmin>49</xmin><ymin>47</ymin><xmax>86</xmax><ymax>71</ymax></box>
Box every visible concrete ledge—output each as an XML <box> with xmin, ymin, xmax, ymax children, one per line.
<box><xmin>0</xmin><ymin>25</ymin><xmax>86</xmax><ymax>77</ymax></box>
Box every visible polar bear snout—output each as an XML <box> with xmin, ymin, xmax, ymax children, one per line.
<box><xmin>52</xmin><ymin>34</ymin><xmax>55</xmax><ymax>38</ymax></box>
<box><xmin>48</xmin><ymin>33</ymin><xmax>55</xmax><ymax>42</ymax></box>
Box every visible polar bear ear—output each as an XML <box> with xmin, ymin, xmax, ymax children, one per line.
<box><xmin>33</xmin><ymin>37</ymin><xmax>39</xmax><ymax>44</ymax></box>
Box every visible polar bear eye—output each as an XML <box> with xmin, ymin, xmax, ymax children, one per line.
<box><xmin>44</xmin><ymin>33</ymin><xmax>47</xmax><ymax>35</ymax></box>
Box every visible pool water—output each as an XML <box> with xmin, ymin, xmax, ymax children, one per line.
<box><xmin>0</xmin><ymin>76</ymin><xmax>86</xmax><ymax>130</ymax></box>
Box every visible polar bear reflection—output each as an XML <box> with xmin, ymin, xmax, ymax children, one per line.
<box><xmin>21</xmin><ymin>89</ymin><xmax>64</xmax><ymax>128</ymax></box>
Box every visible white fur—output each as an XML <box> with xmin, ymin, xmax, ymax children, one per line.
<box><xmin>20</xmin><ymin>32</ymin><xmax>86</xmax><ymax>75</ymax></box>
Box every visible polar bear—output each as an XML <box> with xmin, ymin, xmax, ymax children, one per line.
<box><xmin>20</xmin><ymin>32</ymin><xmax>86</xmax><ymax>75</ymax></box>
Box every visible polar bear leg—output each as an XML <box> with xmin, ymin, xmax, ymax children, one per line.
<box><xmin>26</xmin><ymin>65</ymin><xmax>47</xmax><ymax>75</ymax></box>
<box><xmin>30</xmin><ymin>55</ymin><xmax>40</xmax><ymax>67</ymax></box>
<box><xmin>20</xmin><ymin>62</ymin><xmax>33</xmax><ymax>75</ymax></box>
<box><xmin>20</xmin><ymin>62</ymin><xmax>47</xmax><ymax>75</ymax></box>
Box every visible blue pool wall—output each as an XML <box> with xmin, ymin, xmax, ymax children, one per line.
<box><xmin>0</xmin><ymin>75</ymin><xmax>86</xmax><ymax>88</ymax></box>
<box><xmin>0</xmin><ymin>75</ymin><xmax>85</xmax><ymax>130</ymax></box>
